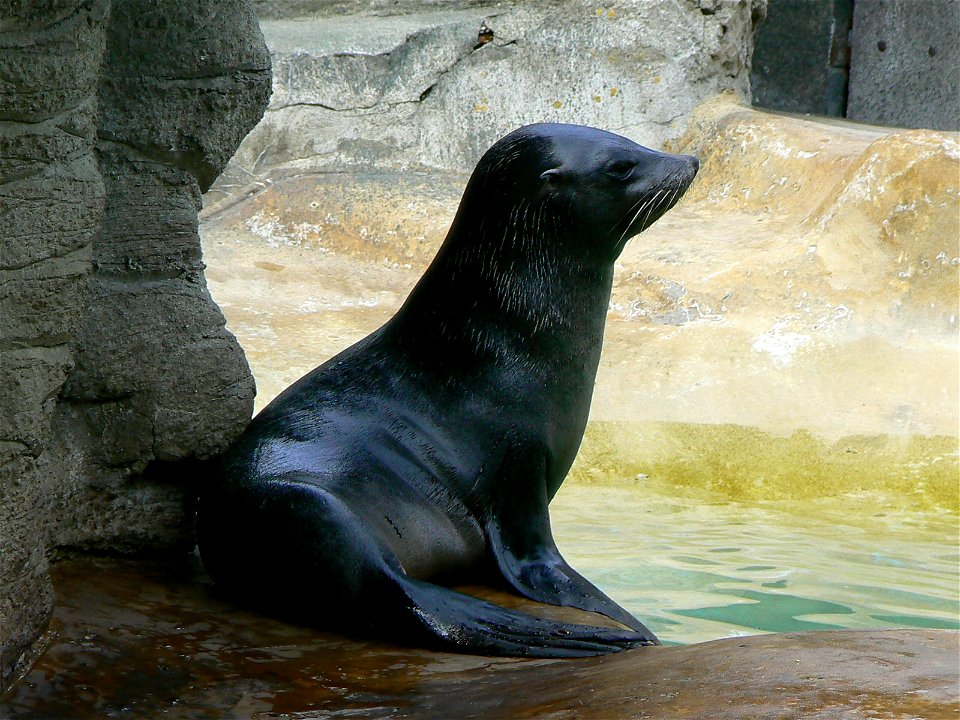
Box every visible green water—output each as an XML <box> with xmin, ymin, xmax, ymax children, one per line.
<box><xmin>552</xmin><ymin>482</ymin><xmax>960</xmax><ymax>645</ymax></box>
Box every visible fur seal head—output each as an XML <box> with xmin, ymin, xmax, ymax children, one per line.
<box><xmin>405</xmin><ymin>123</ymin><xmax>699</xmax><ymax>344</ymax></box>
<box><xmin>446</xmin><ymin>123</ymin><xmax>699</xmax><ymax>269</ymax></box>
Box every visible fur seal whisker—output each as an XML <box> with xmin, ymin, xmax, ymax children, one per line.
<box><xmin>612</xmin><ymin>193</ymin><xmax>648</xmax><ymax>234</ymax></box>
<box><xmin>617</xmin><ymin>191</ymin><xmax>658</xmax><ymax>248</ymax></box>
<box><xmin>641</xmin><ymin>189</ymin><xmax>666</xmax><ymax>228</ymax></box>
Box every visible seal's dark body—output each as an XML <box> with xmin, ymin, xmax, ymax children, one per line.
<box><xmin>197</xmin><ymin>124</ymin><xmax>698</xmax><ymax>657</ymax></box>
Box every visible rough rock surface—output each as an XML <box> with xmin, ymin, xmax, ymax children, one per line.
<box><xmin>0</xmin><ymin>0</ymin><xmax>270</xmax><ymax>686</ymax></box>
<box><xmin>209</xmin><ymin>0</ymin><xmax>767</xmax><ymax>204</ymax></box>
<box><xmin>750</xmin><ymin>0</ymin><xmax>851</xmax><ymax>117</ymax></box>
<box><xmin>0</xmin><ymin>0</ymin><xmax>108</xmax><ymax>691</ymax></box>
<box><xmin>847</xmin><ymin>0</ymin><xmax>959</xmax><ymax>132</ymax></box>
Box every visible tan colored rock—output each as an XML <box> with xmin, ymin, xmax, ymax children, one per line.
<box><xmin>201</xmin><ymin>98</ymin><xmax>959</xmax><ymax>514</ymax></box>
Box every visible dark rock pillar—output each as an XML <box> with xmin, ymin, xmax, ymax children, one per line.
<box><xmin>0</xmin><ymin>0</ymin><xmax>110</xmax><ymax>686</ymax></box>
<box><xmin>751</xmin><ymin>0</ymin><xmax>854</xmax><ymax>117</ymax></box>
<box><xmin>0</xmin><ymin>0</ymin><xmax>270</xmax><ymax>685</ymax></box>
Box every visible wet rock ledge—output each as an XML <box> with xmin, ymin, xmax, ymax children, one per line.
<box><xmin>2</xmin><ymin>556</ymin><xmax>957</xmax><ymax>719</ymax></box>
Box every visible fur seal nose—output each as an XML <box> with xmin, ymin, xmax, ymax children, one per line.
<box><xmin>685</xmin><ymin>155</ymin><xmax>700</xmax><ymax>174</ymax></box>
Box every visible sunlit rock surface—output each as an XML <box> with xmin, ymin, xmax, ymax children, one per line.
<box><xmin>200</xmin><ymin>98</ymin><xmax>959</xmax><ymax>513</ymax></box>
<box><xmin>2</xmin><ymin>556</ymin><xmax>957</xmax><ymax>719</ymax></box>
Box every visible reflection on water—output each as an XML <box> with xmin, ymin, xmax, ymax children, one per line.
<box><xmin>551</xmin><ymin>482</ymin><xmax>960</xmax><ymax>645</ymax></box>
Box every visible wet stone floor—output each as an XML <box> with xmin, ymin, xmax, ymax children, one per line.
<box><xmin>2</xmin><ymin>555</ymin><xmax>958</xmax><ymax>719</ymax></box>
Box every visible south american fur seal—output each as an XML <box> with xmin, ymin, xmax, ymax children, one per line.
<box><xmin>197</xmin><ymin>123</ymin><xmax>698</xmax><ymax>657</ymax></box>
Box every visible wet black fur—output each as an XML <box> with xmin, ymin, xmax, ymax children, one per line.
<box><xmin>197</xmin><ymin>123</ymin><xmax>698</xmax><ymax>657</ymax></box>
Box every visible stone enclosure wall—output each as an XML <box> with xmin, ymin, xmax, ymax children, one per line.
<box><xmin>751</xmin><ymin>0</ymin><xmax>959</xmax><ymax>131</ymax></box>
<box><xmin>1</xmin><ymin>0</ymin><xmax>767</xmax><ymax>688</ymax></box>
<box><xmin>0</xmin><ymin>0</ymin><xmax>270</xmax><ymax>685</ymax></box>
<box><xmin>847</xmin><ymin>0</ymin><xmax>959</xmax><ymax>131</ymax></box>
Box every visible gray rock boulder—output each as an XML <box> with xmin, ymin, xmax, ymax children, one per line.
<box><xmin>0</xmin><ymin>0</ymin><xmax>270</xmax><ymax>686</ymax></box>
<box><xmin>213</xmin><ymin>0</ymin><xmax>766</xmax><ymax>201</ymax></box>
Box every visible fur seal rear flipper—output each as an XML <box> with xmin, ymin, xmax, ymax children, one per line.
<box><xmin>197</xmin><ymin>123</ymin><xmax>699</xmax><ymax>657</ymax></box>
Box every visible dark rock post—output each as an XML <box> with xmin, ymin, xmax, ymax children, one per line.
<box><xmin>0</xmin><ymin>0</ymin><xmax>270</xmax><ymax>685</ymax></box>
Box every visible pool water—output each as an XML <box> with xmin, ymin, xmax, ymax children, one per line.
<box><xmin>551</xmin><ymin>482</ymin><xmax>960</xmax><ymax>645</ymax></box>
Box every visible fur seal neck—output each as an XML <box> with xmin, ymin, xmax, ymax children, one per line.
<box><xmin>391</xmin><ymin>123</ymin><xmax>696</xmax><ymax>363</ymax></box>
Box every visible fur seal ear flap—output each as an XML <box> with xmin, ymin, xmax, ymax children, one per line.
<box><xmin>540</xmin><ymin>167</ymin><xmax>565</xmax><ymax>183</ymax></box>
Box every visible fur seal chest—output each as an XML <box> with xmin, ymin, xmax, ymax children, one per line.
<box><xmin>197</xmin><ymin>123</ymin><xmax>698</xmax><ymax>657</ymax></box>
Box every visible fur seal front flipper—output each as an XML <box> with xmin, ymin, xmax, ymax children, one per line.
<box><xmin>482</xmin><ymin>443</ymin><xmax>654</xmax><ymax>635</ymax></box>
<box><xmin>395</xmin><ymin>578</ymin><xmax>650</xmax><ymax>657</ymax></box>
<box><xmin>197</xmin><ymin>123</ymin><xmax>699</xmax><ymax>657</ymax></box>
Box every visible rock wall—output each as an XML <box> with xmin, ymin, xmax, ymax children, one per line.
<box><xmin>211</xmin><ymin>0</ymin><xmax>766</xmax><ymax>201</ymax></box>
<box><xmin>847</xmin><ymin>0</ymin><xmax>960</xmax><ymax>131</ymax></box>
<box><xmin>751</xmin><ymin>0</ymin><xmax>852</xmax><ymax>117</ymax></box>
<box><xmin>0</xmin><ymin>0</ymin><xmax>270</xmax><ymax>686</ymax></box>
<box><xmin>751</xmin><ymin>0</ymin><xmax>959</xmax><ymax>132</ymax></box>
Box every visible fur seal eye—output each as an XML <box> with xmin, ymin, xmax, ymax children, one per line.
<box><xmin>606</xmin><ymin>160</ymin><xmax>635</xmax><ymax>179</ymax></box>
<box><xmin>539</xmin><ymin>167</ymin><xmax>564</xmax><ymax>183</ymax></box>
